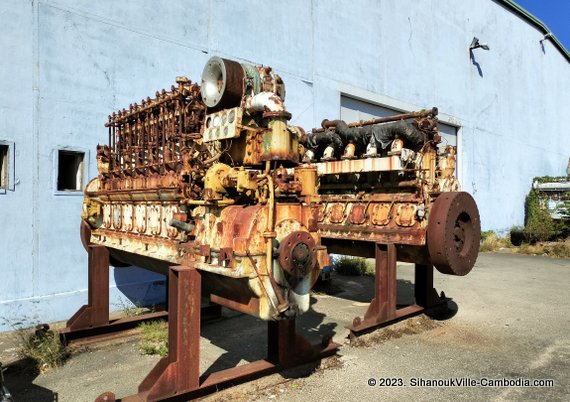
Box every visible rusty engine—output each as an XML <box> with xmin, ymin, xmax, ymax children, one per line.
<box><xmin>81</xmin><ymin>56</ymin><xmax>480</xmax><ymax>324</ymax></box>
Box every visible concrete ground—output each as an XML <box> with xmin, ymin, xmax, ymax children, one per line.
<box><xmin>1</xmin><ymin>252</ymin><xmax>569</xmax><ymax>402</ymax></box>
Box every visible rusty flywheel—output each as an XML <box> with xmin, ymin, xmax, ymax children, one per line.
<box><xmin>427</xmin><ymin>192</ymin><xmax>480</xmax><ymax>276</ymax></box>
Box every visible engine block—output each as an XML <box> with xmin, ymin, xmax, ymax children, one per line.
<box><xmin>81</xmin><ymin>56</ymin><xmax>480</xmax><ymax>322</ymax></box>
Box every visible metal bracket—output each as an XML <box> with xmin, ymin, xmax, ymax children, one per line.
<box><xmin>347</xmin><ymin>243</ymin><xmax>445</xmax><ymax>336</ymax></box>
<box><xmin>218</xmin><ymin>247</ymin><xmax>233</xmax><ymax>267</ymax></box>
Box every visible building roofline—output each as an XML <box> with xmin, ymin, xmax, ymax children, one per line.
<box><xmin>496</xmin><ymin>0</ymin><xmax>570</xmax><ymax>63</ymax></box>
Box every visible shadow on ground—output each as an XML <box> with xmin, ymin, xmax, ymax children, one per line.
<box><xmin>3</xmin><ymin>359</ymin><xmax>58</xmax><ymax>402</ymax></box>
<box><xmin>200</xmin><ymin>296</ymin><xmax>336</xmax><ymax>380</ymax></box>
<box><xmin>315</xmin><ymin>272</ymin><xmax>416</xmax><ymax>305</ymax></box>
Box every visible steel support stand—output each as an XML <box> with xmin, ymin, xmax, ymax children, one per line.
<box><xmin>66</xmin><ymin>245</ymin><xmax>110</xmax><ymax>330</ymax></box>
<box><xmin>347</xmin><ymin>243</ymin><xmax>445</xmax><ymax>336</ymax></box>
<box><xmin>62</xmin><ymin>247</ymin><xmax>223</xmax><ymax>345</ymax></box>
<box><xmin>62</xmin><ymin>245</ymin><xmax>172</xmax><ymax>344</ymax></box>
<box><xmin>137</xmin><ymin>266</ymin><xmax>201</xmax><ymax>401</ymax></box>
<box><xmin>104</xmin><ymin>265</ymin><xmax>338</xmax><ymax>402</ymax></box>
<box><xmin>414</xmin><ymin>263</ymin><xmax>441</xmax><ymax>308</ymax></box>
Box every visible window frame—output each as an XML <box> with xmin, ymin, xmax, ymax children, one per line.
<box><xmin>0</xmin><ymin>140</ymin><xmax>15</xmax><ymax>194</ymax></box>
<box><xmin>53</xmin><ymin>147</ymin><xmax>90</xmax><ymax>196</ymax></box>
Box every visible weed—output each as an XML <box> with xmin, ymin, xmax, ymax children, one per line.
<box><xmin>114</xmin><ymin>297</ymin><xmax>149</xmax><ymax>317</ymax></box>
<box><xmin>518</xmin><ymin>238</ymin><xmax>570</xmax><ymax>258</ymax></box>
<box><xmin>479</xmin><ymin>232</ymin><xmax>512</xmax><ymax>252</ymax></box>
<box><xmin>332</xmin><ymin>256</ymin><xmax>374</xmax><ymax>276</ymax></box>
<box><xmin>138</xmin><ymin>320</ymin><xmax>168</xmax><ymax>357</ymax></box>
<box><xmin>519</xmin><ymin>243</ymin><xmax>546</xmax><ymax>256</ymax></box>
<box><xmin>547</xmin><ymin>238</ymin><xmax>570</xmax><ymax>258</ymax></box>
<box><xmin>15</xmin><ymin>324</ymin><xmax>69</xmax><ymax>372</ymax></box>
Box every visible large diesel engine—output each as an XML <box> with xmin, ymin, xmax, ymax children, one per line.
<box><xmin>80</xmin><ymin>56</ymin><xmax>480</xmax><ymax>324</ymax></box>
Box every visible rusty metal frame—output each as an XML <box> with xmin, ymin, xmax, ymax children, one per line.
<box><xmin>66</xmin><ymin>245</ymin><xmax>110</xmax><ymax>330</ymax></box>
<box><xmin>347</xmin><ymin>243</ymin><xmax>444</xmax><ymax>336</ymax></box>
<box><xmin>61</xmin><ymin>245</ymin><xmax>172</xmax><ymax>344</ymax></box>
<box><xmin>99</xmin><ymin>266</ymin><xmax>338</xmax><ymax>402</ymax></box>
<box><xmin>62</xmin><ymin>246</ymin><xmax>224</xmax><ymax>345</ymax></box>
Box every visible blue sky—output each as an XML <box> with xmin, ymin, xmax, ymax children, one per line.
<box><xmin>514</xmin><ymin>0</ymin><xmax>570</xmax><ymax>51</ymax></box>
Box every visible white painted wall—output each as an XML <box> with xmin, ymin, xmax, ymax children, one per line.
<box><xmin>1</xmin><ymin>0</ymin><xmax>569</xmax><ymax>330</ymax></box>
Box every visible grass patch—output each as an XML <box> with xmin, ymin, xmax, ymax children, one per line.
<box><xmin>519</xmin><ymin>237</ymin><xmax>570</xmax><ymax>258</ymax></box>
<box><xmin>15</xmin><ymin>324</ymin><xmax>69</xmax><ymax>372</ymax></box>
<box><xmin>332</xmin><ymin>256</ymin><xmax>374</xmax><ymax>276</ymax></box>
<box><xmin>480</xmin><ymin>232</ymin><xmax>512</xmax><ymax>252</ymax></box>
<box><xmin>548</xmin><ymin>238</ymin><xmax>570</xmax><ymax>257</ymax></box>
<box><xmin>519</xmin><ymin>243</ymin><xmax>546</xmax><ymax>256</ymax></box>
<box><xmin>138</xmin><ymin>320</ymin><xmax>168</xmax><ymax>357</ymax></box>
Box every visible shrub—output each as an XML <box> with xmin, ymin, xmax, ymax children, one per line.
<box><xmin>546</xmin><ymin>237</ymin><xmax>570</xmax><ymax>258</ymax></box>
<box><xmin>519</xmin><ymin>237</ymin><xmax>570</xmax><ymax>258</ymax></box>
<box><xmin>16</xmin><ymin>324</ymin><xmax>69</xmax><ymax>372</ymax></box>
<box><xmin>332</xmin><ymin>256</ymin><xmax>374</xmax><ymax>276</ymax></box>
<box><xmin>479</xmin><ymin>232</ymin><xmax>512</xmax><ymax>252</ymax></box>
<box><xmin>525</xmin><ymin>189</ymin><xmax>556</xmax><ymax>242</ymax></box>
<box><xmin>519</xmin><ymin>242</ymin><xmax>546</xmax><ymax>256</ymax></box>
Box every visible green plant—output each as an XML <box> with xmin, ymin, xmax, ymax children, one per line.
<box><xmin>556</xmin><ymin>192</ymin><xmax>570</xmax><ymax>236</ymax></box>
<box><xmin>16</xmin><ymin>324</ymin><xmax>69</xmax><ymax>372</ymax></box>
<box><xmin>114</xmin><ymin>297</ymin><xmax>149</xmax><ymax>317</ymax></box>
<box><xmin>480</xmin><ymin>231</ymin><xmax>495</xmax><ymax>242</ymax></box>
<box><xmin>332</xmin><ymin>256</ymin><xmax>374</xmax><ymax>276</ymax></box>
<box><xmin>525</xmin><ymin>189</ymin><xmax>556</xmax><ymax>241</ymax></box>
<box><xmin>533</xmin><ymin>176</ymin><xmax>568</xmax><ymax>184</ymax></box>
<box><xmin>138</xmin><ymin>320</ymin><xmax>168</xmax><ymax>357</ymax></box>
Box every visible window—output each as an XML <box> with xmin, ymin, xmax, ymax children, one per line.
<box><xmin>0</xmin><ymin>144</ymin><xmax>7</xmax><ymax>189</ymax></box>
<box><xmin>57</xmin><ymin>150</ymin><xmax>85</xmax><ymax>191</ymax></box>
<box><xmin>0</xmin><ymin>141</ymin><xmax>14</xmax><ymax>192</ymax></box>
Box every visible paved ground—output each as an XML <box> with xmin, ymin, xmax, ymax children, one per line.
<box><xmin>1</xmin><ymin>252</ymin><xmax>569</xmax><ymax>401</ymax></box>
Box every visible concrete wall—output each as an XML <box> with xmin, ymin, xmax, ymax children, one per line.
<box><xmin>1</xmin><ymin>0</ymin><xmax>569</xmax><ymax>330</ymax></box>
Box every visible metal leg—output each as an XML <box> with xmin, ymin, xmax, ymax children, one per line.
<box><xmin>66</xmin><ymin>245</ymin><xmax>110</xmax><ymax>329</ymax></box>
<box><xmin>365</xmin><ymin>243</ymin><xmax>397</xmax><ymax>323</ymax></box>
<box><xmin>137</xmin><ymin>266</ymin><xmax>201</xmax><ymax>401</ymax></box>
<box><xmin>414</xmin><ymin>263</ymin><xmax>440</xmax><ymax>308</ymax></box>
<box><xmin>348</xmin><ymin>243</ymin><xmax>429</xmax><ymax>336</ymax></box>
<box><xmin>268</xmin><ymin>319</ymin><xmax>316</xmax><ymax>366</ymax></box>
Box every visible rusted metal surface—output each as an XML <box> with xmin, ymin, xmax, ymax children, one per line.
<box><xmin>314</xmin><ymin>155</ymin><xmax>404</xmax><ymax>174</ymax></box>
<box><xmin>278</xmin><ymin>231</ymin><xmax>317</xmax><ymax>279</ymax></box>
<box><xmin>71</xmin><ymin>56</ymin><xmax>482</xmax><ymax>401</ymax></box>
<box><xmin>315</xmin><ymin>107</ymin><xmax>438</xmax><ymax>133</ymax></box>
<box><xmin>347</xmin><ymin>244</ymin><xmax>445</xmax><ymax>336</ymax></box>
<box><xmin>137</xmin><ymin>267</ymin><xmax>201</xmax><ymax>400</ymax></box>
<box><xmin>427</xmin><ymin>192</ymin><xmax>481</xmax><ymax>276</ymax></box>
<box><xmin>66</xmin><ymin>246</ymin><xmax>110</xmax><ymax>330</ymax></box>
<box><xmin>201</xmin><ymin>57</ymin><xmax>245</xmax><ymax>110</ymax></box>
